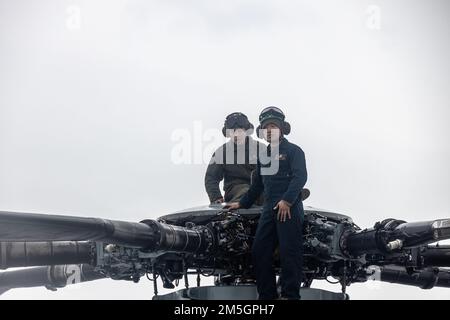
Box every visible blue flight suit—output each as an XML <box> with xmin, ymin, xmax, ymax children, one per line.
<box><xmin>239</xmin><ymin>137</ymin><xmax>307</xmax><ymax>299</ymax></box>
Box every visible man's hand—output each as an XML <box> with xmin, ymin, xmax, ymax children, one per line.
<box><xmin>224</xmin><ymin>202</ymin><xmax>241</xmax><ymax>210</ymax></box>
<box><xmin>213</xmin><ymin>197</ymin><xmax>224</xmax><ymax>204</ymax></box>
<box><xmin>274</xmin><ymin>200</ymin><xmax>292</xmax><ymax>222</ymax></box>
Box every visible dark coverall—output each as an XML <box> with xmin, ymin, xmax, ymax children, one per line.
<box><xmin>205</xmin><ymin>137</ymin><xmax>265</xmax><ymax>203</ymax></box>
<box><xmin>239</xmin><ymin>137</ymin><xmax>307</xmax><ymax>299</ymax></box>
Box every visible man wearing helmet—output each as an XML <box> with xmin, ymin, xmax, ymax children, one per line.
<box><xmin>226</xmin><ymin>107</ymin><xmax>307</xmax><ymax>300</ymax></box>
<box><xmin>205</xmin><ymin>112</ymin><xmax>265</xmax><ymax>204</ymax></box>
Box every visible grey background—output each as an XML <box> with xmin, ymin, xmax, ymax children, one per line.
<box><xmin>0</xmin><ymin>0</ymin><xmax>449</xmax><ymax>299</ymax></box>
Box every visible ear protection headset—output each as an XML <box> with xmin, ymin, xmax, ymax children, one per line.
<box><xmin>222</xmin><ymin>112</ymin><xmax>254</xmax><ymax>137</ymax></box>
<box><xmin>256</xmin><ymin>106</ymin><xmax>291</xmax><ymax>138</ymax></box>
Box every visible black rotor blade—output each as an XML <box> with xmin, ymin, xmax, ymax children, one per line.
<box><xmin>346</xmin><ymin>218</ymin><xmax>450</xmax><ymax>256</ymax></box>
<box><xmin>0</xmin><ymin>241</ymin><xmax>94</xmax><ymax>270</ymax></box>
<box><xmin>420</xmin><ymin>244</ymin><xmax>450</xmax><ymax>268</ymax></box>
<box><xmin>393</xmin><ymin>219</ymin><xmax>450</xmax><ymax>248</ymax></box>
<box><xmin>0</xmin><ymin>211</ymin><xmax>154</xmax><ymax>248</ymax></box>
<box><xmin>378</xmin><ymin>265</ymin><xmax>450</xmax><ymax>289</ymax></box>
<box><xmin>0</xmin><ymin>264</ymin><xmax>105</xmax><ymax>295</ymax></box>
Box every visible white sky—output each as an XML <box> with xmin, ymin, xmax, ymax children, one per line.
<box><xmin>0</xmin><ymin>0</ymin><xmax>449</xmax><ymax>299</ymax></box>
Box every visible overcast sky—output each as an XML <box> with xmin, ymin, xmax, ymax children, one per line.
<box><xmin>0</xmin><ymin>0</ymin><xmax>449</xmax><ymax>299</ymax></box>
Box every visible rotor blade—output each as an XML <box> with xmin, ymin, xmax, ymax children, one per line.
<box><xmin>0</xmin><ymin>267</ymin><xmax>49</xmax><ymax>295</ymax></box>
<box><xmin>392</xmin><ymin>219</ymin><xmax>450</xmax><ymax>248</ymax></box>
<box><xmin>421</xmin><ymin>244</ymin><xmax>450</xmax><ymax>268</ymax></box>
<box><xmin>346</xmin><ymin>218</ymin><xmax>450</xmax><ymax>256</ymax></box>
<box><xmin>0</xmin><ymin>241</ymin><xmax>94</xmax><ymax>270</ymax></box>
<box><xmin>0</xmin><ymin>211</ymin><xmax>155</xmax><ymax>248</ymax></box>
<box><xmin>0</xmin><ymin>264</ymin><xmax>105</xmax><ymax>295</ymax></box>
<box><xmin>378</xmin><ymin>265</ymin><xmax>450</xmax><ymax>289</ymax></box>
